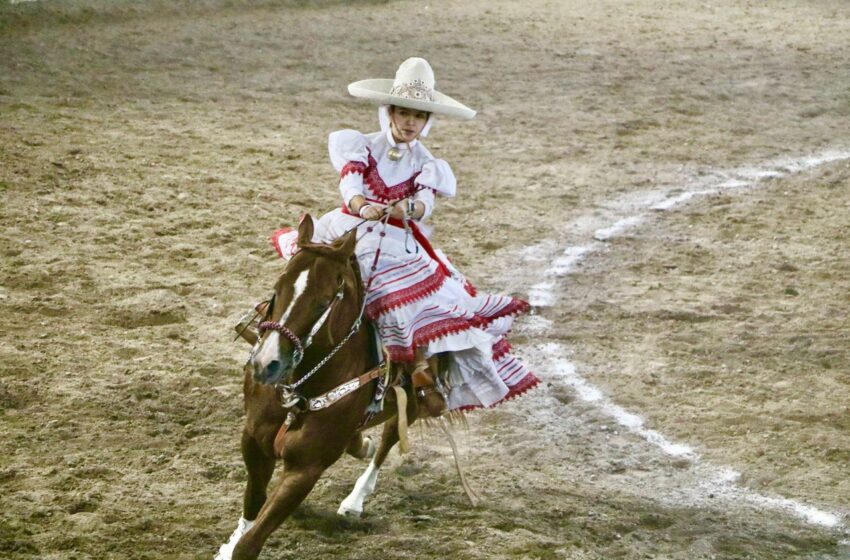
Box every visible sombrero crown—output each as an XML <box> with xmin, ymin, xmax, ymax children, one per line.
<box><xmin>347</xmin><ymin>57</ymin><xmax>476</xmax><ymax>120</ymax></box>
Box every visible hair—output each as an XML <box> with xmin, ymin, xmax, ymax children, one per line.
<box><xmin>389</xmin><ymin>105</ymin><xmax>431</xmax><ymax>118</ymax></box>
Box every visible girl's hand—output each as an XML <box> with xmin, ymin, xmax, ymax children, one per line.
<box><xmin>359</xmin><ymin>204</ymin><xmax>384</xmax><ymax>221</ymax></box>
<box><xmin>388</xmin><ymin>198</ymin><xmax>409</xmax><ymax>220</ymax></box>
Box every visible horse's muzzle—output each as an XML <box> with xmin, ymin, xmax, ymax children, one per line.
<box><xmin>252</xmin><ymin>355</ymin><xmax>295</xmax><ymax>386</ymax></box>
<box><xmin>254</xmin><ymin>358</ymin><xmax>280</xmax><ymax>385</ymax></box>
<box><xmin>251</xmin><ymin>330</ymin><xmax>296</xmax><ymax>385</ymax></box>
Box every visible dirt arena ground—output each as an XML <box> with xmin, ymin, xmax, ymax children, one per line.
<box><xmin>1</xmin><ymin>0</ymin><xmax>849</xmax><ymax>558</ymax></box>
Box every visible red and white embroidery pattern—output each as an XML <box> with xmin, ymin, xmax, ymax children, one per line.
<box><xmin>340</xmin><ymin>151</ymin><xmax>421</xmax><ymax>203</ymax></box>
<box><xmin>271</xmin><ymin>228</ymin><xmax>299</xmax><ymax>261</ymax></box>
<box><xmin>366</xmin><ymin>266</ymin><xmax>448</xmax><ymax>319</ymax></box>
<box><xmin>379</xmin><ymin>296</ymin><xmax>531</xmax><ymax>362</ymax></box>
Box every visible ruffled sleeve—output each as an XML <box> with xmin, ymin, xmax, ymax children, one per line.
<box><xmin>328</xmin><ymin>129</ymin><xmax>369</xmax><ymax>171</ymax></box>
<box><xmin>415</xmin><ymin>159</ymin><xmax>456</xmax><ymax>198</ymax></box>
<box><xmin>413</xmin><ymin>159</ymin><xmax>455</xmax><ymax>219</ymax></box>
<box><xmin>328</xmin><ymin>129</ymin><xmax>370</xmax><ymax>206</ymax></box>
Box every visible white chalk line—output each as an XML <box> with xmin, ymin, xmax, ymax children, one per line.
<box><xmin>521</xmin><ymin>148</ymin><xmax>850</xmax><ymax>530</ymax></box>
<box><xmin>593</xmin><ymin>215</ymin><xmax>644</xmax><ymax>242</ymax></box>
<box><xmin>542</xmin><ymin>344</ymin><xmax>696</xmax><ymax>458</ymax></box>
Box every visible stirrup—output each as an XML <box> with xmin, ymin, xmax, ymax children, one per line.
<box><xmin>416</xmin><ymin>385</ymin><xmax>446</xmax><ymax>417</ymax></box>
<box><xmin>410</xmin><ymin>361</ymin><xmax>446</xmax><ymax>417</ymax></box>
<box><xmin>407</xmin><ymin>350</ymin><xmax>447</xmax><ymax>417</ymax></box>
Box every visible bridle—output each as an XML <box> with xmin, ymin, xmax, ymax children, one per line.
<box><xmin>257</xmin><ymin>278</ymin><xmax>343</xmax><ymax>366</ymax></box>
<box><xmin>256</xmin><ymin>276</ymin><xmax>346</xmax><ymax>375</ymax></box>
<box><xmin>253</xmin><ymin>263</ymin><xmax>370</xmax><ymax>409</ymax></box>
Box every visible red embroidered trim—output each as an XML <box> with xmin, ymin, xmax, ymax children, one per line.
<box><xmin>414</xmin><ymin>316</ymin><xmax>471</xmax><ymax>347</ymax></box>
<box><xmin>379</xmin><ymin>297</ymin><xmax>530</xmax><ymax>360</ymax></box>
<box><xmin>458</xmin><ymin>373</ymin><xmax>540</xmax><ymax>412</ymax></box>
<box><xmin>366</xmin><ymin>268</ymin><xmax>447</xmax><ymax>319</ymax></box>
<box><xmin>492</xmin><ymin>338</ymin><xmax>512</xmax><ymax>361</ymax></box>
<box><xmin>270</xmin><ymin>228</ymin><xmax>292</xmax><ymax>259</ymax></box>
<box><xmin>464</xmin><ymin>280</ymin><xmax>478</xmax><ymax>297</ymax></box>
<box><xmin>360</xmin><ymin>152</ymin><xmax>421</xmax><ymax>202</ymax></box>
<box><xmin>471</xmin><ymin>298</ymin><xmax>530</xmax><ymax>328</ymax></box>
<box><xmin>339</xmin><ymin>152</ymin><xmax>421</xmax><ymax>201</ymax></box>
<box><xmin>340</xmin><ymin>161</ymin><xmax>367</xmax><ymax>179</ymax></box>
<box><xmin>385</xmin><ymin>317</ymin><xmax>474</xmax><ymax>362</ymax></box>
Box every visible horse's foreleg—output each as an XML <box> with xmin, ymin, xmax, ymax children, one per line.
<box><xmin>337</xmin><ymin>418</ymin><xmax>401</xmax><ymax>517</ymax></box>
<box><xmin>214</xmin><ymin>432</ymin><xmax>277</xmax><ymax>560</ymax></box>
<box><xmin>242</xmin><ymin>431</ymin><xmax>276</xmax><ymax>519</ymax></box>
<box><xmin>232</xmin><ymin>464</ymin><xmax>324</xmax><ymax>560</ymax></box>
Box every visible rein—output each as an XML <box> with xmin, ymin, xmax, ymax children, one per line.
<box><xmin>257</xmin><ymin>321</ymin><xmax>305</xmax><ymax>366</ymax></box>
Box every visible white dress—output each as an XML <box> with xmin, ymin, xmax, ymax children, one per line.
<box><xmin>304</xmin><ymin>128</ymin><xmax>538</xmax><ymax>411</ymax></box>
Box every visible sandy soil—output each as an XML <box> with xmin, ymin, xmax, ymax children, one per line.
<box><xmin>1</xmin><ymin>0</ymin><xmax>849</xmax><ymax>558</ymax></box>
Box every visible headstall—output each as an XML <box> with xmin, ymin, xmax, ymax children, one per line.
<box><xmin>257</xmin><ymin>321</ymin><xmax>304</xmax><ymax>365</ymax></box>
<box><xmin>257</xmin><ymin>279</ymin><xmax>346</xmax><ymax>374</ymax></box>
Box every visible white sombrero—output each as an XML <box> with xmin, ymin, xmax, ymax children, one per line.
<box><xmin>347</xmin><ymin>57</ymin><xmax>476</xmax><ymax>120</ymax></box>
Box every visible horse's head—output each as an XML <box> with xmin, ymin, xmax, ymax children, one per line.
<box><xmin>250</xmin><ymin>215</ymin><xmax>359</xmax><ymax>386</ymax></box>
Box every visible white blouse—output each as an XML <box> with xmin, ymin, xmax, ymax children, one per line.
<box><xmin>328</xmin><ymin>129</ymin><xmax>456</xmax><ymax>220</ymax></box>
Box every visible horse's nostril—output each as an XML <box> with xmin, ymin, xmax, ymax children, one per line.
<box><xmin>264</xmin><ymin>360</ymin><xmax>283</xmax><ymax>384</ymax></box>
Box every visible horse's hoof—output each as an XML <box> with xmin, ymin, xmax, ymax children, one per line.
<box><xmin>215</xmin><ymin>517</ymin><xmax>253</xmax><ymax>560</ymax></box>
<box><xmin>337</xmin><ymin>504</ymin><xmax>363</xmax><ymax>518</ymax></box>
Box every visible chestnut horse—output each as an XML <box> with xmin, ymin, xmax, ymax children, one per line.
<box><xmin>216</xmin><ymin>216</ymin><xmax>425</xmax><ymax>560</ymax></box>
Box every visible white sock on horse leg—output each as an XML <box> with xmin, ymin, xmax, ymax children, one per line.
<box><xmin>214</xmin><ymin>517</ymin><xmax>254</xmax><ymax>560</ymax></box>
<box><xmin>337</xmin><ymin>458</ymin><xmax>380</xmax><ymax>517</ymax></box>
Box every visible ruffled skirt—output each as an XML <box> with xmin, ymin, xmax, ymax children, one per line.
<box><xmin>300</xmin><ymin>209</ymin><xmax>539</xmax><ymax>411</ymax></box>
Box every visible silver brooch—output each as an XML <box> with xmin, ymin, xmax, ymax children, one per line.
<box><xmin>387</xmin><ymin>147</ymin><xmax>403</xmax><ymax>162</ymax></box>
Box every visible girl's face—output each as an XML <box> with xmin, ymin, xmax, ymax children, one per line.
<box><xmin>389</xmin><ymin>106</ymin><xmax>430</xmax><ymax>143</ymax></box>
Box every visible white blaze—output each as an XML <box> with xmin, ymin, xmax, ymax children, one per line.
<box><xmin>253</xmin><ymin>331</ymin><xmax>280</xmax><ymax>372</ymax></box>
<box><xmin>253</xmin><ymin>270</ymin><xmax>309</xmax><ymax>371</ymax></box>
<box><xmin>282</xmin><ymin>270</ymin><xmax>309</xmax><ymax>324</ymax></box>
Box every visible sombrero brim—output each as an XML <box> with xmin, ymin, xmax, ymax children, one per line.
<box><xmin>348</xmin><ymin>79</ymin><xmax>476</xmax><ymax>120</ymax></box>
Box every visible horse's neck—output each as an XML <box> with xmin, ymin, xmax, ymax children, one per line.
<box><xmin>350</xmin><ymin>256</ymin><xmax>364</xmax><ymax>308</ymax></box>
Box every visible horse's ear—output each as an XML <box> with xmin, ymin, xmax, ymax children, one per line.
<box><xmin>297</xmin><ymin>214</ymin><xmax>314</xmax><ymax>247</ymax></box>
<box><xmin>336</xmin><ymin>229</ymin><xmax>357</xmax><ymax>260</ymax></box>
